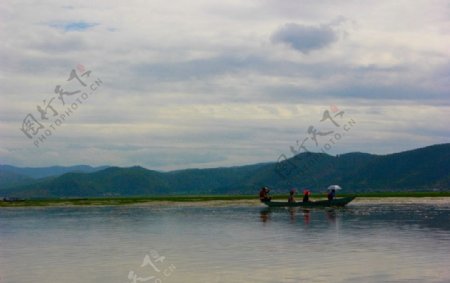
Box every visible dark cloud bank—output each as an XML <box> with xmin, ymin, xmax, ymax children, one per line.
<box><xmin>271</xmin><ymin>23</ymin><xmax>338</xmax><ymax>53</ymax></box>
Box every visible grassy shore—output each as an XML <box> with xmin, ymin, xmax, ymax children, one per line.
<box><xmin>1</xmin><ymin>192</ymin><xmax>449</xmax><ymax>207</ymax></box>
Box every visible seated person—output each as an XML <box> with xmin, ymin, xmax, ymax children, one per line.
<box><xmin>259</xmin><ymin>187</ymin><xmax>271</xmax><ymax>202</ymax></box>
<box><xmin>288</xmin><ymin>189</ymin><xmax>296</xmax><ymax>203</ymax></box>
<box><xmin>302</xmin><ymin>189</ymin><xmax>311</xmax><ymax>202</ymax></box>
<box><xmin>327</xmin><ymin>189</ymin><xmax>336</xmax><ymax>200</ymax></box>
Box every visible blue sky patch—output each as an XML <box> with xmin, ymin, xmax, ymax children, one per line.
<box><xmin>49</xmin><ymin>21</ymin><xmax>98</xmax><ymax>31</ymax></box>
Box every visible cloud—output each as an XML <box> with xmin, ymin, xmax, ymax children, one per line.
<box><xmin>271</xmin><ymin>23</ymin><xmax>339</xmax><ymax>53</ymax></box>
<box><xmin>0</xmin><ymin>0</ymin><xmax>449</xmax><ymax>170</ymax></box>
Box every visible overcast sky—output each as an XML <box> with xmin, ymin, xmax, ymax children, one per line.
<box><xmin>1</xmin><ymin>0</ymin><xmax>449</xmax><ymax>170</ymax></box>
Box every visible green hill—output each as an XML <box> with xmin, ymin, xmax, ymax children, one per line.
<box><xmin>0</xmin><ymin>170</ymin><xmax>34</xmax><ymax>190</ymax></box>
<box><xmin>1</xmin><ymin>144</ymin><xmax>449</xmax><ymax>198</ymax></box>
<box><xmin>0</xmin><ymin>165</ymin><xmax>109</xmax><ymax>190</ymax></box>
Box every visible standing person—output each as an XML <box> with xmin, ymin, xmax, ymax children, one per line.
<box><xmin>288</xmin><ymin>189</ymin><xmax>296</xmax><ymax>203</ymax></box>
<box><xmin>259</xmin><ymin>187</ymin><xmax>271</xmax><ymax>202</ymax></box>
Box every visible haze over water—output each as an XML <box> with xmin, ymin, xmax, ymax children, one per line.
<box><xmin>1</xmin><ymin>199</ymin><xmax>450</xmax><ymax>283</ymax></box>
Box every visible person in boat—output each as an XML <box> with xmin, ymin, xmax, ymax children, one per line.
<box><xmin>259</xmin><ymin>187</ymin><xmax>271</xmax><ymax>202</ymax></box>
<box><xmin>327</xmin><ymin>189</ymin><xmax>336</xmax><ymax>201</ymax></box>
<box><xmin>288</xmin><ymin>189</ymin><xmax>296</xmax><ymax>203</ymax></box>
<box><xmin>302</xmin><ymin>189</ymin><xmax>311</xmax><ymax>202</ymax></box>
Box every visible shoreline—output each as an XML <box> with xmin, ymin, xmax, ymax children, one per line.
<box><xmin>1</xmin><ymin>192</ymin><xmax>450</xmax><ymax>207</ymax></box>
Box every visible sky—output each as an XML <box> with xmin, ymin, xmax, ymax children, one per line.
<box><xmin>0</xmin><ymin>0</ymin><xmax>449</xmax><ymax>171</ymax></box>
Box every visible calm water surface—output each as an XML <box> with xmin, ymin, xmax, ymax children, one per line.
<box><xmin>1</xmin><ymin>199</ymin><xmax>450</xmax><ymax>283</ymax></box>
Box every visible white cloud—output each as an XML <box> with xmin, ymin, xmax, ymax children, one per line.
<box><xmin>0</xmin><ymin>0</ymin><xmax>449</xmax><ymax>170</ymax></box>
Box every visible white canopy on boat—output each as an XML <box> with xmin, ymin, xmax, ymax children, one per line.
<box><xmin>327</xmin><ymin>185</ymin><xmax>342</xmax><ymax>191</ymax></box>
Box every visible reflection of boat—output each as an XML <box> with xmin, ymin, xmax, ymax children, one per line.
<box><xmin>263</xmin><ymin>197</ymin><xmax>356</xmax><ymax>208</ymax></box>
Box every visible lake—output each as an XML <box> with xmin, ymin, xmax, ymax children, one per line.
<box><xmin>1</xmin><ymin>198</ymin><xmax>450</xmax><ymax>283</ymax></box>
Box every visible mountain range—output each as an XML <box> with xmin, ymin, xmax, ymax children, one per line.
<box><xmin>1</xmin><ymin>144</ymin><xmax>449</xmax><ymax>198</ymax></box>
<box><xmin>0</xmin><ymin>165</ymin><xmax>108</xmax><ymax>190</ymax></box>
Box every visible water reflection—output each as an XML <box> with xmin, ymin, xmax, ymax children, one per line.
<box><xmin>292</xmin><ymin>208</ymin><xmax>312</xmax><ymax>225</ymax></box>
<box><xmin>260</xmin><ymin>207</ymin><xmax>340</xmax><ymax>226</ymax></box>
<box><xmin>325</xmin><ymin>209</ymin><xmax>337</xmax><ymax>223</ymax></box>
<box><xmin>288</xmin><ymin>207</ymin><xmax>296</xmax><ymax>223</ymax></box>
<box><xmin>258</xmin><ymin>202</ymin><xmax>450</xmax><ymax>237</ymax></box>
<box><xmin>259</xmin><ymin>208</ymin><xmax>271</xmax><ymax>223</ymax></box>
<box><xmin>2</xmin><ymin>201</ymin><xmax>450</xmax><ymax>283</ymax></box>
<box><xmin>303</xmin><ymin>209</ymin><xmax>311</xmax><ymax>224</ymax></box>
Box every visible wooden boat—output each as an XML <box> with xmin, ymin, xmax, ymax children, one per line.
<box><xmin>263</xmin><ymin>196</ymin><xmax>356</xmax><ymax>208</ymax></box>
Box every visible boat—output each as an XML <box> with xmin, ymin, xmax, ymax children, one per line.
<box><xmin>263</xmin><ymin>196</ymin><xmax>356</xmax><ymax>208</ymax></box>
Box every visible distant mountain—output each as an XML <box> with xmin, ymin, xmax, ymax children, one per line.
<box><xmin>0</xmin><ymin>165</ymin><xmax>110</xmax><ymax>190</ymax></box>
<box><xmin>0</xmin><ymin>165</ymin><xmax>109</xmax><ymax>179</ymax></box>
<box><xmin>3</xmin><ymin>166</ymin><xmax>168</xmax><ymax>198</ymax></box>
<box><xmin>0</xmin><ymin>170</ymin><xmax>34</xmax><ymax>190</ymax></box>
<box><xmin>1</xmin><ymin>144</ymin><xmax>449</xmax><ymax>198</ymax></box>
